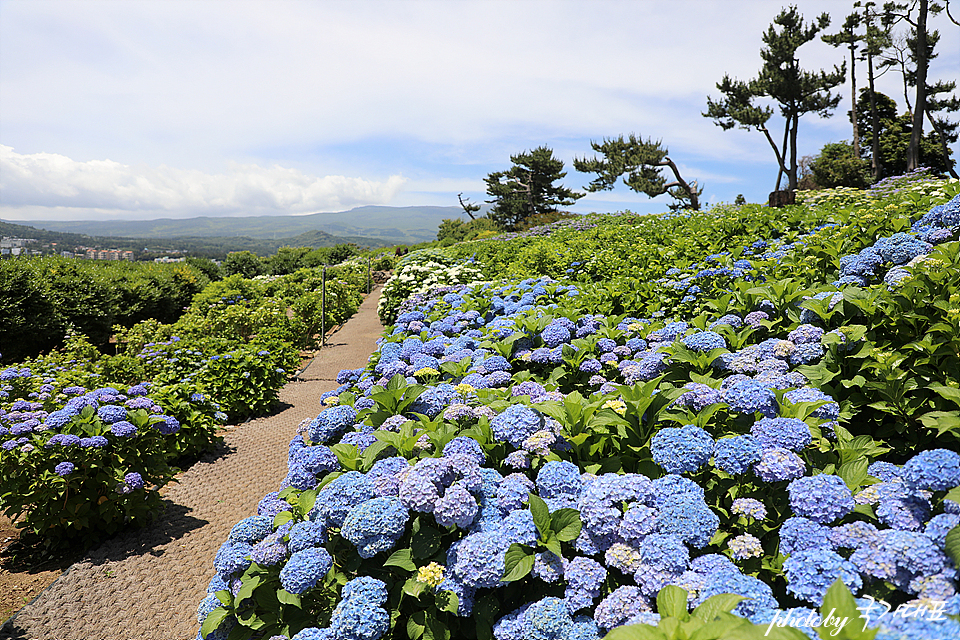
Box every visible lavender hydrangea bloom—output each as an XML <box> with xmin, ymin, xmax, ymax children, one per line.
<box><xmin>280</xmin><ymin>547</ymin><xmax>333</xmax><ymax>595</ymax></box>
<box><xmin>754</xmin><ymin>447</ymin><xmax>806</xmax><ymax>482</ymax></box>
<box><xmin>787</xmin><ymin>475</ymin><xmax>854</xmax><ymax>524</ymax></box>
<box><xmin>594</xmin><ymin>586</ymin><xmax>648</xmax><ymax>631</ymax></box>
<box><xmin>54</xmin><ymin>461</ymin><xmax>75</xmax><ymax>476</ymax></box>
<box><xmin>124</xmin><ymin>472</ymin><xmax>144</xmax><ymax>489</ymax></box>
<box><xmin>434</xmin><ymin>481</ymin><xmax>479</xmax><ymax>529</ymax></box>
<box><xmin>673</xmin><ymin>383</ymin><xmax>722</xmax><ymax>411</ymax></box>
<box><xmin>650</xmin><ymin>424</ymin><xmax>714</xmax><ymax>474</ymax></box>
<box><xmin>250</xmin><ymin>533</ymin><xmax>288</xmax><ymax>567</ymax></box>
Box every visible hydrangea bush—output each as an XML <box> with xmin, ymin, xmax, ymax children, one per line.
<box><xmin>0</xmin><ymin>380</ymin><xmax>182</xmax><ymax>547</ymax></box>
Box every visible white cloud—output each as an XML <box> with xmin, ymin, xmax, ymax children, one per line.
<box><xmin>0</xmin><ymin>145</ymin><xmax>406</xmax><ymax>218</ymax></box>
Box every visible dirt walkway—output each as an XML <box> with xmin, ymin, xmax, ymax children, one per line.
<box><xmin>0</xmin><ymin>286</ymin><xmax>384</xmax><ymax>640</ymax></box>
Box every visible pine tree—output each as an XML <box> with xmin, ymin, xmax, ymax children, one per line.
<box><xmin>704</xmin><ymin>6</ymin><xmax>846</xmax><ymax>191</ymax></box>
<box><xmin>484</xmin><ymin>146</ymin><xmax>583</xmax><ymax>231</ymax></box>
<box><xmin>573</xmin><ymin>134</ymin><xmax>701</xmax><ymax>211</ymax></box>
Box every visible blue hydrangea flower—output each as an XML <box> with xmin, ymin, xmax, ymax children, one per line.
<box><xmin>594</xmin><ymin>586</ymin><xmax>648</xmax><ymax>631</ymax></box>
<box><xmin>723</xmin><ymin>379</ymin><xmax>778</xmax><ymax>417</ymax></box>
<box><xmin>751</xmin><ymin>417</ymin><xmax>812</xmax><ymax>452</ymax></box>
<box><xmin>287</xmin><ymin>520</ymin><xmax>327</xmax><ymax>553</ymax></box>
<box><xmin>434</xmin><ymin>481</ymin><xmax>479</xmax><ymax>529</ymax></box>
<box><xmin>787</xmin><ymin>474</ymin><xmax>854</xmax><ymax>524</ymax></box>
<box><xmin>784</xmin><ymin>547</ymin><xmax>863</xmax><ymax>606</ymax></box>
<box><xmin>313</xmin><ymin>472</ymin><xmax>375</xmax><ymax>528</ymax></box>
<box><xmin>308</xmin><ymin>405</ymin><xmax>357</xmax><ymax>444</ymax></box>
<box><xmin>342</xmin><ymin>497</ymin><xmax>409</xmax><ymax>558</ymax></box>
<box><xmin>713</xmin><ymin>435</ymin><xmax>762</xmax><ymax>475</ymax></box>
<box><xmin>654</xmin><ymin>493</ymin><xmax>718</xmax><ymax>549</ymax></box>
<box><xmin>651</xmin><ymin>424</ymin><xmax>714</xmax><ymax>474</ymax></box>
<box><xmin>228</xmin><ymin>515</ymin><xmax>274</xmax><ymax>545</ymax></box>
<box><xmin>901</xmin><ymin>449</ymin><xmax>960</xmax><ymax>491</ymax></box>
<box><xmin>214</xmin><ymin>542</ymin><xmax>253</xmax><ymax>579</ymax></box>
<box><xmin>695</xmin><ymin>571</ymin><xmax>778</xmax><ymax>619</ymax></box>
<box><xmin>639</xmin><ymin>534</ymin><xmax>689</xmax><ymax>573</ymax></box>
<box><xmin>490</xmin><ymin>404</ymin><xmax>544</xmax><ymax>448</ymax></box>
<box><xmin>97</xmin><ymin>404</ymin><xmax>128</xmax><ymax>424</ymax></box>
<box><xmin>409</xmin><ymin>383</ymin><xmax>462</xmax><ymax>418</ymax></box>
<box><xmin>564</xmin><ymin>557</ymin><xmax>607</xmax><ymax>613</ymax></box>
<box><xmin>280</xmin><ymin>547</ymin><xmax>333</xmax><ymax>595</ymax></box>
<box><xmin>779</xmin><ymin>517</ymin><xmax>831</xmax><ymax>556</ymax></box>
<box><xmin>681</xmin><ymin>331</ymin><xmax>726</xmax><ymax>352</ymax></box>
<box><xmin>532</xmin><ymin>551</ymin><xmax>564</xmax><ymax>583</ymax></box>
<box><xmin>448</xmin><ymin>531</ymin><xmax>507</xmax><ymax>589</ymax></box>
<box><xmin>536</xmin><ymin>460</ymin><xmax>583</xmax><ymax>501</ymax></box>
<box><xmin>124</xmin><ymin>472</ymin><xmax>144</xmax><ymax>489</ymax></box>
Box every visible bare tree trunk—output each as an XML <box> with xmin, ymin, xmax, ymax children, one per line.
<box><xmin>759</xmin><ymin>124</ymin><xmax>789</xmax><ymax>189</ymax></box>
<box><xmin>659</xmin><ymin>157</ymin><xmax>700</xmax><ymax>210</ymax></box>
<box><xmin>908</xmin><ymin>0</ymin><xmax>929</xmax><ymax>171</ymax></box>
<box><xmin>776</xmin><ymin>119</ymin><xmax>790</xmax><ymax>190</ymax></box>
<box><xmin>926</xmin><ymin>112</ymin><xmax>960</xmax><ymax>178</ymax></box>
<box><xmin>850</xmin><ymin>40</ymin><xmax>860</xmax><ymax>158</ymax></box>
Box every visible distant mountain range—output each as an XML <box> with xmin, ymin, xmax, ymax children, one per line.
<box><xmin>15</xmin><ymin>205</ymin><xmax>469</xmax><ymax>246</ymax></box>
<box><xmin>0</xmin><ymin>218</ymin><xmax>398</xmax><ymax>258</ymax></box>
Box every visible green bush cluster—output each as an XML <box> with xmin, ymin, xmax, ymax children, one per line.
<box><xmin>0</xmin><ymin>257</ymin><xmax>208</xmax><ymax>362</ymax></box>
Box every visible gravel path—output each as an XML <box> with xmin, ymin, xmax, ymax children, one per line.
<box><xmin>1</xmin><ymin>286</ymin><xmax>384</xmax><ymax>640</ymax></box>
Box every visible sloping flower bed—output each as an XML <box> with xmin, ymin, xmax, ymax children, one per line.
<box><xmin>198</xmin><ymin>187</ymin><xmax>960</xmax><ymax>640</ymax></box>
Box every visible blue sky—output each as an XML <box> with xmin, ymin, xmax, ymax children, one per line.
<box><xmin>1</xmin><ymin>0</ymin><xmax>957</xmax><ymax>222</ymax></box>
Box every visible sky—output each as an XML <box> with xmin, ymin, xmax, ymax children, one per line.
<box><xmin>1</xmin><ymin>0</ymin><xmax>958</xmax><ymax>223</ymax></box>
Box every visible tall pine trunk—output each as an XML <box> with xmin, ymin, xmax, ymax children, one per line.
<box><xmin>867</xmin><ymin>52</ymin><xmax>882</xmax><ymax>180</ymax></box>
<box><xmin>908</xmin><ymin>0</ymin><xmax>929</xmax><ymax>171</ymax></box>
<box><xmin>788</xmin><ymin>112</ymin><xmax>799</xmax><ymax>190</ymax></box>
<box><xmin>850</xmin><ymin>40</ymin><xmax>859</xmax><ymax>158</ymax></box>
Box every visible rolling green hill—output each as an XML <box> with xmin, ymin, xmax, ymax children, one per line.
<box><xmin>16</xmin><ymin>205</ymin><xmax>471</xmax><ymax>245</ymax></box>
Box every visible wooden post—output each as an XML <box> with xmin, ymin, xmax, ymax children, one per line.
<box><xmin>321</xmin><ymin>265</ymin><xmax>327</xmax><ymax>347</ymax></box>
